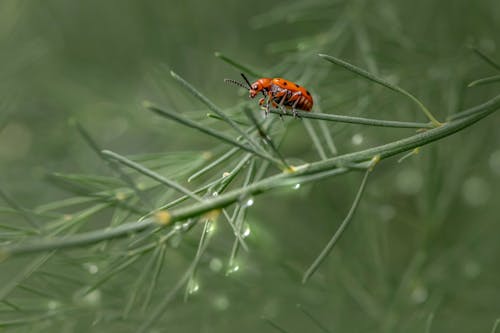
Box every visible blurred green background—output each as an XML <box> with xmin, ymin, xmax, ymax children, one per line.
<box><xmin>1</xmin><ymin>0</ymin><xmax>500</xmax><ymax>332</ymax></box>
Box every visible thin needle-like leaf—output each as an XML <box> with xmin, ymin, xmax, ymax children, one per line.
<box><xmin>170</xmin><ymin>70</ymin><xmax>263</xmax><ymax>151</ymax></box>
<box><xmin>425</xmin><ymin>313</ymin><xmax>434</xmax><ymax>333</ymax></box>
<box><xmin>214</xmin><ymin>51</ymin><xmax>264</xmax><ymax>78</ymax></box>
<box><xmin>184</xmin><ymin>219</ymin><xmax>212</xmax><ymax>301</ymax></box>
<box><xmin>318</xmin><ymin>120</ymin><xmax>338</xmax><ymax>156</ymax></box>
<box><xmin>141</xmin><ymin>243</ymin><xmax>167</xmax><ymax>313</ymax></box>
<box><xmin>102</xmin><ymin>150</ymin><xmax>202</xmax><ymax>201</ymax></box>
<box><xmin>468</xmin><ymin>74</ymin><xmax>500</xmax><ymax>87</ymax></box>
<box><xmin>297</xmin><ymin>304</ymin><xmax>332</xmax><ymax>333</ymax></box>
<box><xmin>0</xmin><ymin>253</ymin><xmax>53</xmax><ymax>300</ymax></box>
<box><xmin>242</xmin><ymin>107</ymin><xmax>290</xmax><ymax>168</ymax></box>
<box><xmin>491</xmin><ymin>318</ymin><xmax>500</xmax><ymax>333</ymax></box>
<box><xmin>262</xmin><ymin>317</ymin><xmax>291</xmax><ymax>333</ymax></box>
<box><xmin>207</xmin><ymin>112</ymin><xmax>249</xmax><ymax>126</ymax></box>
<box><xmin>0</xmin><ymin>188</ymin><xmax>40</xmax><ymax>229</ymax></box>
<box><xmin>144</xmin><ymin>102</ymin><xmax>283</xmax><ymax>167</ymax></box>
<box><xmin>318</xmin><ymin>53</ymin><xmax>442</xmax><ymax>126</ymax></box>
<box><xmin>471</xmin><ymin>47</ymin><xmax>500</xmax><ymax>71</ymax></box>
<box><xmin>188</xmin><ymin>148</ymin><xmax>239</xmax><ymax>182</ymax></box>
<box><xmin>73</xmin><ymin>121</ymin><xmax>151</xmax><ymax>207</ymax></box>
<box><xmin>83</xmin><ymin>255</ymin><xmax>140</xmax><ymax>295</ymax></box>
<box><xmin>303</xmin><ymin>164</ymin><xmax>372</xmax><ymax>283</ymax></box>
<box><xmin>303</xmin><ymin>118</ymin><xmax>328</xmax><ymax>160</ymax></box>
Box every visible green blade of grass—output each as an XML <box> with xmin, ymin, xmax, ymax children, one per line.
<box><xmin>214</xmin><ymin>51</ymin><xmax>264</xmax><ymax>78</ymax></box>
<box><xmin>318</xmin><ymin>53</ymin><xmax>442</xmax><ymax>126</ymax></box>
<box><xmin>144</xmin><ymin>102</ymin><xmax>284</xmax><ymax>168</ymax></box>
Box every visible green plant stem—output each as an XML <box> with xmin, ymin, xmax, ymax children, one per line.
<box><xmin>268</xmin><ymin>109</ymin><xmax>434</xmax><ymax>129</ymax></box>
<box><xmin>2</xmin><ymin>94</ymin><xmax>499</xmax><ymax>258</ymax></box>
<box><xmin>318</xmin><ymin>53</ymin><xmax>442</xmax><ymax>126</ymax></box>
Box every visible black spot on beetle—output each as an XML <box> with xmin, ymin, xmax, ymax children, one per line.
<box><xmin>295</xmin><ymin>84</ymin><xmax>300</xmax><ymax>87</ymax></box>
<box><xmin>283</xmin><ymin>81</ymin><xmax>287</xmax><ymax>86</ymax></box>
<box><xmin>306</xmin><ymin>90</ymin><xmax>311</xmax><ymax>96</ymax></box>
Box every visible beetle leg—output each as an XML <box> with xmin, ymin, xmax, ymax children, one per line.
<box><xmin>274</xmin><ymin>91</ymin><xmax>289</xmax><ymax>116</ymax></box>
<box><xmin>264</xmin><ymin>91</ymin><xmax>276</xmax><ymax>117</ymax></box>
<box><xmin>290</xmin><ymin>92</ymin><xmax>303</xmax><ymax>118</ymax></box>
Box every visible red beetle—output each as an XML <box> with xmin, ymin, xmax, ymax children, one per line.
<box><xmin>225</xmin><ymin>73</ymin><xmax>313</xmax><ymax>117</ymax></box>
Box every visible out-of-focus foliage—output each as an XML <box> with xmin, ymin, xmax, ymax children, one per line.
<box><xmin>1</xmin><ymin>0</ymin><xmax>499</xmax><ymax>332</ymax></box>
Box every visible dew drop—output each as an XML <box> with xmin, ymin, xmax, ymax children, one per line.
<box><xmin>206</xmin><ymin>222</ymin><xmax>216</xmax><ymax>234</ymax></box>
<box><xmin>351</xmin><ymin>133</ymin><xmax>363</xmax><ymax>146</ymax></box>
<box><xmin>47</xmin><ymin>300</ymin><xmax>60</xmax><ymax>311</ymax></box>
<box><xmin>245</xmin><ymin>198</ymin><xmax>254</xmax><ymax>207</ymax></box>
<box><xmin>293</xmin><ymin>183</ymin><xmax>301</xmax><ymax>190</ymax></box>
<box><xmin>226</xmin><ymin>263</ymin><xmax>240</xmax><ymax>275</ymax></box>
<box><xmin>83</xmin><ymin>263</ymin><xmax>99</xmax><ymax>274</ymax></box>
<box><xmin>242</xmin><ymin>224</ymin><xmax>251</xmax><ymax>238</ymax></box>
<box><xmin>410</xmin><ymin>284</ymin><xmax>428</xmax><ymax>304</ymax></box>
<box><xmin>213</xmin><ymin>295</ymin><xmax>230</xmax><ymax>311</ymax></box>
<box><xmin>209</xmin><ymin>258</ymin><xmax>223</xmax><ymax>272</ymax></box>
<box><xmin>187</xmin><ymin>280</ymin><xmax>199</xmax><ymax>295</ymax></box>
<box><xmin>73</xmin><ymin>288</ymin><xmax>102</xmax><ymax>307</ymax></box>
<box><xmin>212</xmin><ymin>191</ymin><xmax>219</xmax><ymax>197</ymax></box>
<box><xmin>168</xmin><ymin>233</ymin><xmax>182</xmax><ymax>248</ymax></box>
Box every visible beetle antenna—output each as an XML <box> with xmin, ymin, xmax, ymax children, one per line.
<box><xmin>240</xmin><ymin>73</ymin><xmax>252</xmax><ymax>88</ymax></box>
<box><xmin>224</xmin><ymin>79</ymin><xmax>249</xmax><ymax>90</ymax></box>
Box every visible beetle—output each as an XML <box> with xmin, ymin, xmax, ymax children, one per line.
<box><xmin>225</xmin><ymin>73</ymin><xmax>313</xmax><ymax>117</ymax></box>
